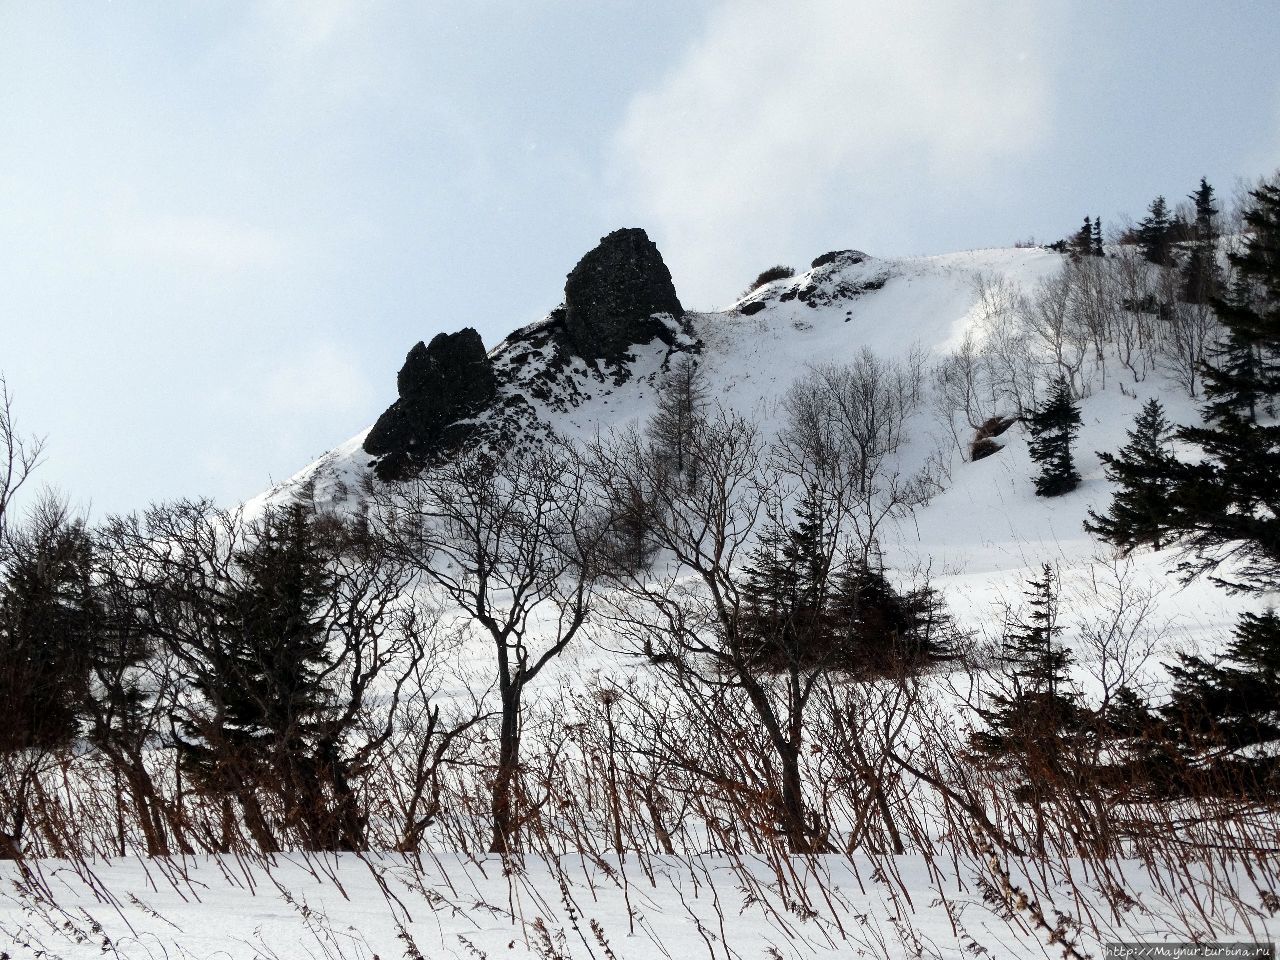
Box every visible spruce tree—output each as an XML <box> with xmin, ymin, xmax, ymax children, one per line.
<box><xmin>1069</xmin><ymin>217</ymin><xmax>1094</xmax><ymax>261</ymax></box>
<box><xmin>1027</xmin><ymin>375</ymin><xmax>1082</xmax><ymax>497</ymax></box>
<box><xmin>1085</xmin><ymin>399</ymin><xmax>1176</xmax><ymax>550</ymax></box>
<box><xmin>971</xmin><ymin>565</ymin><xmax>1086</xmax><ymax>801</ymax></box>
<box><xmin>178</xmin><ymin>501</ymin><xmax>335</xmax><ymax>798</ymax></box>
<box><xmin>1091</xmin><ymin>216</ymin><xmax>1104</xmax><ymax>258</ymax></box>
<box><xmin>827</xmin><ymin>553</ymin><xmax>959</xmax><ymax>678</ymax></box>
<box><xmin>1163</xmin><ymin>180</ymin><xmax>1280</xmax><ymax>590</ymax></box>
<box><xmin>1161</xmin><ymin>610</ymin><xmax>1280</xmax><ymax>795</ymax></box>
<box><xmin>737</xmin><ymin>493</ymin><xmax>831</xmax><ymax>671</ymax></box>
<box><xmin>0</xmin><ymin>502</ymin><xmax>96</xmax><ymax>753</ymax></box>
<box><xmin>1137</xmin><ymin>195</ymin><xmax>1173</xmax><ymax>266</ymax></box>
<box><xmin>1182</xmin><ymin>177</ymin><xmax>1221</xmax><ymax>305</ymax></box>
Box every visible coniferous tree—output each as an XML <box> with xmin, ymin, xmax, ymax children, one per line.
<box><xmin>1162</xmin><ymin>180</ymin><xmax>1280</xmax><ymax>590</ymax></box>
<box><xmin>971</xmin><ymin>565</ymin><xmax>1086</xmax><ymax>811</ymax></box>
<box><xmin>1027</xmin><ymin>375</ymin><xmax>1082</xmax><ymax>497</ymax></box>
<box><xmin>1182</xmin><ymin>177</ymin><xmax>1221</xmax><ymax>305</ymax></box>
<box><xmin>1085</xmin><ymin>399</ymin><xmax>1176</xmax><ymax>550</ymax></box>
<box><xmin>1161</xmin><ymin>609</ymin><xmax>1280</xmax><ymax>795</ymax></box>
<box><xmin>0</xmin><ymin>497</ymin><xmax>96</xmax><ymax>753</ymax></box>
<box><xmin>177</xmin><ymin>501</ymin><xmax>335</xmax><ymax>830</ymax></box>
<box><xmin>738</xmin><ymin>493</ymin><xmax>831</xmax><ymax>670</ymax></box>
<box><xmin>827</xmin><ymin>556</ymin><xmax>958</xmax><ymax>678</ymax></box>
<box><xmin>1091</xmin><ymin>216</ymin><xmax>1104</xmax><ymax>258</ymax></box>
<box><xmin>1069</xmin><ymin>217</ymin><xmax>1095</xmax><ymax>261</ymax></box>
<box><xmin>1137</xmin><ymin>195</ymin><xmax>1173</xmax><ymax>266</ymax></box>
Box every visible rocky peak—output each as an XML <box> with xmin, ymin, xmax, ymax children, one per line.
<box><xmin>563</xmin><ymin>227</ymin><xmax>683</xmax><ymax>361</ymax></box>
<box><xmin>363</xmin><ymin>328</ymin><xmax>497</xmax><ymax>480</ymax></box>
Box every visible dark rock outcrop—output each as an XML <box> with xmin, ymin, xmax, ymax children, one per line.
<box><xmin>563</xmin><ymin>228</ymin><xmax>683</xmax><ymax>361</ymax></box>
<box><xmin>810</xmin><ymin>249</ymin><xmax>867</xmax><ymax>270</ymax></box>
<box><xmin>364</xmin><ymin>328</ymin><xmax>497</xmax><ymax>480</ymax></box>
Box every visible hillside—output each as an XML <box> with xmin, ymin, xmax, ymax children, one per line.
<box><xmin>255</xmin><ymin>232</ymin><xmax>1253</xmax><ymax>659</ymax></box>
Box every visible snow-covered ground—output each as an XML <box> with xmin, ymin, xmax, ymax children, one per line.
<box><xmin>6</xmin><ymin>849</ymin><xmax>1275</xmax><ymax>958</ymax></box>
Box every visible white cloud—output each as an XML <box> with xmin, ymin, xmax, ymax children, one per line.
<box><xmin>611</xmin><ymin>0</ymin><xmax>1054</xmax><ymax>307</ymax></box>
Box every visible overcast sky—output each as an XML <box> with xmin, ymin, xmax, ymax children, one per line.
<box><xmin>2</xmin><ymin>1</ymin><xmax>1278</xmax><ymax>517</ymax></box>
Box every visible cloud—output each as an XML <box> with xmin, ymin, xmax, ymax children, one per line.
<box><xmin>610</xmin><ymin>0</ymin><xmax>1054</xmax><ymax>307</ymax></box>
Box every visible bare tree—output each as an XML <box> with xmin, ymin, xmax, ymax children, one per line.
<box><xmin>1157</xmin><ymin>280</ymin><xmax>1220</xmax><ymax>397</ymax></box>
<box><xmin>647</xmin><ymin>354</ymin><xmax>710</xmax><ymax>486</ymax></box>
<box><xmin>972</xmin><ymin>272</ymin><xmax>1039</xmax><ymax>416</ymax></box>
<box><xmin>0</xmin><ymin>377</ymin><xmax>45</xmax><ymax>550</ymax></box>
<box><xmin>780</xmin><ymin>353</ymin><xmax>939</xmax><ymax>565</ymax></box>
<box><xmin>375</xmin><ymin>445</ymin><xmax>601</xmax><ymax>853</ymax></box>
<box><xmin>592</xmin><ymin>410</ymin><xmax>837</xmax><ymax>852</ymax></box>
<box><xmin>1020</xmin><ymin>267</ymin><xmax>1087</xmax><ymax>391</ymax></box>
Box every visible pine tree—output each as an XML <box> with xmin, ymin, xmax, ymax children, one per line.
<box><xmin>0</xmin><ymin>503</ymin><xmax>96</xmax><ymax>753</ymax></box>
<box><xmin>1069</xmin><ymin>217</ymin><xmax>1094</xmax><ymax>261</ymax></box>
<box><xmin>1182</xmin><ymin>177</ymin><xmax>1221</xmax><ymax>305</ymax></box>
<box><xmin>1091</xmin><ymin>216</ymin><xmax>1104</xmax><ymax>258</ymax></box>
<box><xmin>1027</xmin><ymin>375</ymin><xmax>1082</xmax><ymax>497</ymax></box>
<box><xmin>1085</xmin><ymin>399</ymin><xmax>1176</xmax><ymax>550</ymax></box>
<box><xmin>1137</xmin><ymin>195</ymin><xmax>1173</xmax><ymax>266</ymax></box>
<box><xmin>971</xmin><ymin>565</ymin><xmax>1085</xmax><ymax>797</ymax></box>
<box><xmin>1162</xmin><ymin>180</ymin><xmax>1280</xmax><ymax>590</ymax></box>
<box><xmin>178</xmin><ymin>501</ymin><xmax>335</xmax><ymax>798</ymax></box>
<box><xmin>1161</xmin><ymin>609</ymin><xmax>1280</xmax><ymax>795</ymax></box>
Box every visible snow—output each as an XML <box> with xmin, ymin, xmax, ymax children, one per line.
<box><xmin>6</xmin><ymin>851</ymin><xmax>1275</xmax><ymax>958</ymax></box>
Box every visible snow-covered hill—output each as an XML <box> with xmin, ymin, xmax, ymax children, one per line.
<box><xmin>253</xmin><ymin>238</ymin><xmax>1254</xmax><ymax>663</ymax></box>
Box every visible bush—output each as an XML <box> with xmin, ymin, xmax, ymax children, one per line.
<box><xmin>744</xmin><ymin>265</ymin><xmax>795</xmax><ymax>296</ymax></box>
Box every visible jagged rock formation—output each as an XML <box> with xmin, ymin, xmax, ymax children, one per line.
<box><xmin>364</xmin><ymin>328</ymin><xmax>497</xmax><ymax>480</ymax></box>
<box><xmin>362</xmin><ymin>228</ymin><xmax>690</xmax><ymax>483</ymax></box>
<box><xmin>737</xmin><ymin>248</ymin><xmax>889</xmax><ymax>313</ymax></box>
<box><xmin>563</xmin><ymin>228</ymin><xmax>683</xmax><ymax>361</ymax></box>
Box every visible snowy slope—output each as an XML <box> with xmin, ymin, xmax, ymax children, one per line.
<box><xmin>253</xmin><ymin>242</ymin><xmax>1260</xmax><ymax>659</ymax></box>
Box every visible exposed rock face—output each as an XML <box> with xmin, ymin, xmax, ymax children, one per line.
<box><xmin>563</xmin><ymin>228</ymin><xmax>683</xmax><ymax>361</ymax></box>
<box><xmin>364</xmin><ymin>328</ymin><xmax>497</xmax><ymax>480</ymax></box>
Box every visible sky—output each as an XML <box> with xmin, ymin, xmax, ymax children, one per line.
<box><xmin>1</xmin><ymin>1</ymin><xmax>1278</xmax><ymax>518</ymax></box>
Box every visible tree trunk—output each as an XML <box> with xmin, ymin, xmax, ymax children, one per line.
<box><xmin>489</xmin><ymin>690</ymin><xmax>521</xmax><ymax>854</ymax></box>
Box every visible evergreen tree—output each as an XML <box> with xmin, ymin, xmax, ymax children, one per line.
<box><xmin>178</xmin><ymin>501</ymin><xmax>335</xmax><ymax>799</ymax></box>
<box><xmin>1069</xmin><ymin>217</ymin><xmax>1094</xmax><ymax>261</ymax></box>
<box><xmin>1163</xmin><ymin>180</ymin><xmax>1280</xmax><ymax>591</ymax></box>
<box><xmin>1027</xmin><ymin>375</ymin><xmax>1082</xmax><ymax>497</ymax></box>
<box><xmin>1091</xmin><ymin>216</ymin><xmax>1104</xmax><ymax>258</ymax></box>
<box><xmin>971</xmin><ymin>566</ymin><xmax>1086</xmax><ymax>801</ymax></box>
<box><xmin>827</xmin><ymin>552</ymin><xmax>959</xmax><ymax>678</ymax></box>
<box><xmin>1182</xmin><ymin>177</ymin><xmax>1221</xmax><ymax>305</ymax></box>
<box><xmin>1085</xmin><ymin>399</ymin><xmax>1177</xmax><ymax>550</ymax></box>
<box><xmin>0</xmin><ymin>498</ymin><xmax>96</xmax><ymax>753</ymax></box>
<box><xmin>1137</xmin><ymin>195</ymin><xmax>1173</xmax><ymax>266</ymax></box>
<box><xmin>1161</xmin><ymin>609</ymin><xmax>1280</xmax><ymax>795</ymax></box>
<box><xmin>737</xmin><ymin>493</ymin><xmax>831</xmax><ymax>670</ymax></box>
<box><xmin>1210</xmin><ymin>181</ymin><xmax>1280</xmax><ymax>400</ymax></box>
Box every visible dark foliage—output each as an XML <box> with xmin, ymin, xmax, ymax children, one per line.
<box><xmin>1027</xmin><ymin>376</ymin><xmax>1082</xmax><ymax>497</ymax></box>
<box><xmin>1085</xmin><ymin>399</ymin><xmax>1176</xmax><ymax>551</ymax></box>
<box><xmin>744</xmin><ymin>265</ymin><xmax>796</xmax><ymax>298</ymax></box>
<box><xmin>0</xmin><ymin>500</ymin><xmax>95</xmax><ymax>753</ymax></box>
